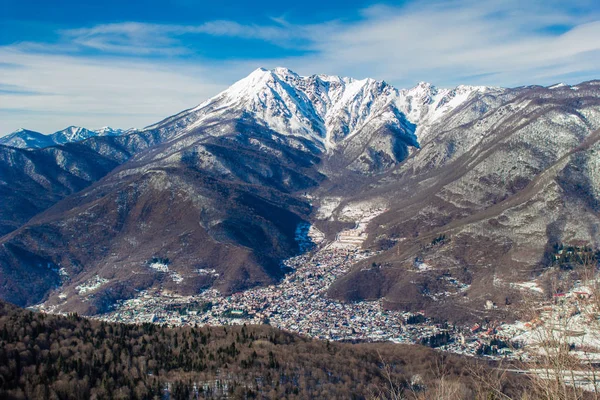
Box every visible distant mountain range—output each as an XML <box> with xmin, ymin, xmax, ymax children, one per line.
<box><xmin>0</xmin><ymin>126</ymin><xmax>135</xmax><ymax>149</ymax></box>
<box><xmin>1</xmin><ymin>67</ymin><xmax>599</xmax><ymax>321</ymax></box>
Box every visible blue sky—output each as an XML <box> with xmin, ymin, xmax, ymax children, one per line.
<box><xmin>1</xmin><ymin>0</ymin><xmax>600</xmax><ymax>134</ymax></box>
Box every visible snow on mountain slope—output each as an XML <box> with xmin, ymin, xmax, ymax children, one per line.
<box><xmin>0</xmin><ymin>126</ymin><xmax>132</xmax><ymax>149</ymax></box>
<box><xmin>50</xmin><ymin>126</ymin><xmax>96</xmax><ymax>144</ymax></box>
<box><xmin>395</xmin><ymin>82</ymin><xmax>504</xmax><ymax>143</ymax></box>
<box><xmin>549</xmin><ymin>83</ymin><xmax>569</xmax><ymax>89</ymax></box>
<box><xmin>0</xmin><ymin>129</ymin><xmax>55</xmax><ymax>149</ymax></box>
<box><xmin>2</xmin><ymin>68</ymin><xmax>496</xmax><ymax>155</ymax></box>
<box><xmin>148</xmin><ymin>67</ymin><xmax>499</xmax><ymax>153</ymax></box>
<box><xmin>94</xmin><ymin>126</ymin><xmax>135</xmax><ymax>136</ymax></box>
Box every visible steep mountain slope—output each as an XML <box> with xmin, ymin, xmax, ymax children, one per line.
<box><xmin>0</xmin><ymin>142</ymin><xmax>122</xmax><ymax>236</ymax></box>
<box><xmin>0</xmin><ymin>126</ymin><xmax>132</xmax><ymax>149</ymax></box>
<box><xmin>326</xmin><ymin>81</ymin><xmax>600</xmax><ymax>321</ymax></box>
<box><xmin>2</xmin><ymin>67</ymin><xmax>599</xmax><ymax>323</ymax></box>
<box><xmin>0</xmin><ymin>129</ymin><xmax>170</xmax><ymax>237</ymax></box>
<box><xmin>0</xmin><ymin>129</ymin><xmax>55</xmax><ymax>148</ymax></box>
<box><xmin>145</xmin><ymin>67</ymin><xmax>491</xmax><ymax>174</ymax></box>
<box><xmin>0</xmin><ymin>118</ymin><xmax>323</xmax><ymax>313</ymax></box>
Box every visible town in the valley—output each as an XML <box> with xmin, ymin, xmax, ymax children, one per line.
<box><xmin>34</xmin><ymin>208</ymin><xmax>600</xmax><ymax>369</ymax></box>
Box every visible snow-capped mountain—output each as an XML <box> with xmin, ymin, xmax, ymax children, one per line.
<box><xmin>50</xmin><ymin>126</ymin><xmax>96</xmax><ymax>145</ymax></box>
<box><xmin>0</xmin><ymin>128</ymin><xmax>55</xmax><ymax>149</ymax></box>
<box><xmin>0</xmin><ymin>126</ymin><xmax>133</xmax><ymax>149</ymax></box>
<box><xmin>1</xmin><ymin>68</ymin><xmax>494</xmax><ymax>154</ymax></box>
<box><xmin>2</xmin><ymin>67</ymin><xmax>600</xmax><ymax>322</ymax></box>
<box><xmin>94</xmin><ymin>126</ymin><xmax>136</xmax><ymax>137</ymax></box>
<box><xmin>142</xmin><ymin>67</ymin><xmax>502</xmax><ymax>174</ymax></box>
<box><xmin>148</xmin><ymin>67</ymin><xmax>498</xmax><ymax>152</ymax></box>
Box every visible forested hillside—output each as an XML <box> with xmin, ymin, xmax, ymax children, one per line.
<box><xmin>0</xmin><ymin>301</ymin><xmax>526</xmax><ymax>399</ymax></box>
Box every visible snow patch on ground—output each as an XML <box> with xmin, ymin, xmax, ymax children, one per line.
<box><xmin>415</xmin><ymin>261</ymin><xmax>434</xmax><ymax>272</ymax></box>
<box><xmin>170</xmin><ymin>272</ymin><xmax>184</xmax><ymax>284</ymax></box>
<box><xmin>511</xmin><ymin>281</ymin><xmax>544</xmax><ymax>294</ymax></box>
<box><xmin>503</xmin><ymin>280</ymin><xmax>600</xmax><ymax>363</ymax></box>
<box><xmin>549</xmin><ymin>83</ymin><xmax>568</xmax><ymax>89</ymax></box>
<box><xmin>315</xmin><ymin>197</ymin><xmax>342</xmax><ymax>219</ymax></box>
<box><xmin>337</xmin><ymin>199</ymin><xmax>387</xmax><ymax>222</ymax></box>
<box><xmin>195</xmin><ymin>268</ymin><xmax>219</xmax><ymax>277</ymax></box>
<box><xmin>330</xmin><ymin>206</ymin><xmax>387</xmax><ymax>250</ymax></box>
<box><xmin>76</xmin><ymin>275</ymin><xmax>108</xmax><ymax>295</ymax></box>
<box><xmin>149</xmin><ymin>262</ymin><xmax>169</xmax><ymax>272</ymax></box>
<box><xmin>147</xmin><ymin>261</ymin><xmax>182</xmax><ymax>283</ymax></box>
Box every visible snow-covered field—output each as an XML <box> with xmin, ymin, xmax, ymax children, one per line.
<box><xmin>330</xmin><ymin>207</ymin><xmax>385</xmax><ymax>249</ymax></box>
<box><xmin>149</xmin><ymin>261</ymin><xmax>186</xmax><ymax>283</ymax></box>
<box><xmin>315</xmin><ymin>197</ymin><xmax>342</xmax><ymax>220</ymax></box>
<box><xmin>504</xmin><ymin>281</ymin><xmax>600</xmax><ymax>359</ymax></box>
<box><xmin>195</xmin><ymin>268</ymin><xmax>219</xmax><ymax>277</ymax></box>
<box><xmin>169</xmin><ymin>272</ymin><xmax>184</xmax><ymax>284</ymax></box>
<box><xmin>76</xmin><ymin>275</ymin><xmax>108</xmax><ymax>295</ymax></box>
<box><xmin>415</xmin><ymin>261</ymin><xmax>434</xmax><ymax>272</ymax></box>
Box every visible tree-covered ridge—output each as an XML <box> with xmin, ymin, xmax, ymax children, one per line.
<box><xmin>0</xmin><ymin>301</ymin><xmax>528</xmax><ymax>399</ymax></box>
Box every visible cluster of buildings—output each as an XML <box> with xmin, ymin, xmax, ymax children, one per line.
<box><xmin>100</xmin><ymin>234</ymin><xmax>486</xmax><ymax>352</ymax></box>
<box><xmin>93</xmin><ymin>218</ymin><xmax>600</xmax><ymax>364</ymax></box>
<box><xmin>502</xmin><ymin>282</ymin><xmax>600</xmax><ymax>357</ymax></box>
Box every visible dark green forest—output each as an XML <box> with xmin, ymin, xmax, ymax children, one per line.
<box><xmin>0</xmin><ymin>301</ymin><xmax>525</xmax><ymax>399</ymax></box>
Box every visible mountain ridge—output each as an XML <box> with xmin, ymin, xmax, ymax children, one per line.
<box><xmin>146</xmin><ymin>67</ymin><xmax>499</xmax><ymax>152</ymax></box>
<box><xmin>0</xmin><ymin>126</ymin><xmax>135</xmax><ymax>149</ymax></box>
<box><xmin>1</xmin><ymin>68</ymin><xmax>600</xmax><ymax>323</ymax></box>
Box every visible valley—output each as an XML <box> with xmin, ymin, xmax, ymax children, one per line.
<box><xmin>34</xmin><ymin>209</ymin><xmax>414</xmax><ymax>342</ymax></box>
<box><xmin>2</xmin><ymin>68</ymin><xmax>600</xmax><ymax>395</ymax></box>
<box><xmin>30</xmin><ymin>202</ymin><xmax>600</xmax><ymax>380</ymax></box>
<box><xmin>3</xmin><ymin>0</ymin><xmax>600</xmax><ymax>395</ymax></box>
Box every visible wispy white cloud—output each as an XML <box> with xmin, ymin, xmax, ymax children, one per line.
<box><xmin>0</xmin><ymin>47</ymin><xmax>233</xmax><ymax>133</ymax></box>
<box><xmin>51</xmin><ymin>19</ymin><xmax>332</xmax><ymax>55</ymax></box>
<box><xmin>61</xmin><ymin>22</ymin><xmax>187</xmax><ymax>55</ymax></box>
<box><xmin>36</xmin><ymin>0</ymin><xmax>600</xmax><ymax>88</ymax></box>
<box><xmin>272</xmin><ymin>0</ymin><xmax>600</xmax><ymax>86</ymax></box>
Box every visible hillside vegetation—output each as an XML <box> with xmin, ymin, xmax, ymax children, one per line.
<box><xmin>0</xmin><ymin>301</ymin><xmax>530</xmax><ymax>399</ymax></box>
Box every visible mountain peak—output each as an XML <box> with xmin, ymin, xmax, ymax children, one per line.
<box><xmin>162</xmin><ymin>67</ymin><xmax>502</xmax><ymax>153</ymax></box>
<box><xmin>0</xmin><ymin>128</ymin><xmax>51</xmax><ymax>149</ymax></box>
<box><xmin>549</xmin><ymin>82</ymin><xmax>568</xmax><ymax>89</ymax></box>
<box><xmin>199</xmin><ymin>67</ymin><xmax>403</xmax><ymax>146</ymax></box>
<box><xmin>7</xmin><ymin>128</ymin><xmax>40</xmax><ymax>135</ymax></box>
<box><xmin>1</xmin><ymin>125</ymin><xmax>129</xmax><ymax>149</ymax></box>
<box><xmin>51</xmin><ymin>126</ymin><xmax>94</xmax><ymax>143</ymax></box>
<box><xmin>272</xmin><ymin>67</ymin><xmax>300</xmax><ymax>79</ymax></box>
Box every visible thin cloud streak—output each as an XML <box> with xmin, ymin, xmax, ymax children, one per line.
<box><xmin>55</xmin><ymin>20</ymin><xmax>333</xmax><ymax>55</ymax></box>
<box><xmin>42</xmin><ymin>0</ymin><xmax>600</xmax><ymax>87</ymax></box>
<box><xmin>280</xmin><ymin>0</ymin><xmax>600</xmax><ymax>86</ymax></box>
<box><xmin>0</xmin><ymin>47</ymin><xmax>232</xmax><ymax>133</ymax></box>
